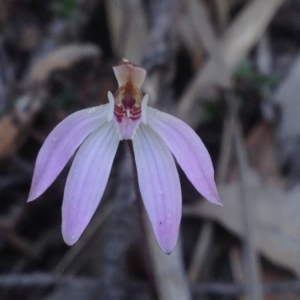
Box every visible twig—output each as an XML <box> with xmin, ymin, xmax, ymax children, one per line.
<box><xmin>146</xmin><ymin>228</ymin><xmax>191</xmax><ymax>300</ymax></box>
<box><xmin>178</xmin><ymin>0</ymin><xmax>284</xmax><ymax>127</ymax></box>
<box><xmin>229</xmin><ymin>246</ymin><xmax>245</xmax><ymax>284</ymax></box>
<box><xmin>142</xmin><ymin>0</ymin><xmax>178</xmax><ymax>71</ymax></box>
<box><xmin>185</xmin><ymin>0</ymin><xmax>236</xmax><ymax>280</ymax></box>
<box><xmin>105</xmin><ymin>0</ymin><xmax>148</xmax><ymax>63</ymax></box>
<box><xmin>1</xmin><ymin>273</ymin><xmax>300</xmax><ymax>297</ymax></box>
<box><xmin>93</xmin><ymin>147</ymin><xmax>138</xmax><ymax>300</ymax></box>
<box><xmin>142</xmin><ymin>0</ymin><xmax>179</xmax><ymax>110</ymax></box>
<box><xmin>227</xmin><ymin>94</ymin><xmax>263</xmax><ymax>300</ymax></box>
<box><xmin>188</xmin><ymin>222</ymin><xmax>214</xmax><ymax>282</ymax></box>
<box><xmin>186</xmin><ymin>0</ymin><xmax>218</xmax><ymax>55</ymax></box>
<box><xmin>0</xmin><ymin>38</ymin><xmax>14</xmax><ymax>114</ymax></box>
<box><xmin>177</xmin><ymin>13</ymin><xmax>205</xmax><ymax>69</ymax></box>
<box><xmin>192</xmin><ymin>280</ymin><xmax>300</xmax><ymax>296</ymax></box>
<box><xmin>214</xmin><ymin>0</ymin><xmax>229</xmax><ymax>30</ymax></box>
<box><xmin>216</xmin><ymin>103</ymin><xmax>235</xmax><ymax>184</ymax></box>
<box><xmin>0</xmin><ymin>273</ymin><xmax>96</xmax><ymax>288</ymax></box>
<box><xmin>256</xmin><ymin>35</ymin><xmax>272</xmax><ymax>75</ymax></box>
<box><xmin>229</xmin><ymin>246</ymin><xmax>245</xmax><ymax>300</ymax></box>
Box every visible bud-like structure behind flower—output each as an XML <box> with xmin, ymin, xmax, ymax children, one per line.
<box><xmin>108</xmin><ymin>62</ymin><xmax>148</xmax><ymax>140</ymax></box>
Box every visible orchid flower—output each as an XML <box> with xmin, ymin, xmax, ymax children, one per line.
<box><xmin>28</xmin><ymin>62</ymin><xmax>221</xmax><ymax>254</ymax></box>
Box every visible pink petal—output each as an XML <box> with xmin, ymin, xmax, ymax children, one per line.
<box><xmin>113</xmin><ymin>63</ymin><xmax>146</xmax><ymax>88</ymax></box>
<box><xmin>28</xmin><ymin>105</ymin><xmax>109</xmax><ymax>202</ymax></box>
<box><xmin>147</xmin><ymin>107</ymin><xmax>221</xmax><ymax>205</ymax></box>
<box><xmin>62</xmin><ymin>122</ymin><xmax>119</xmax><ymax>245</ymax></box>
<box><xmin>133</xmin><ymin>124</ymin><xmax>182</xmax><ymax>254</ymax></box>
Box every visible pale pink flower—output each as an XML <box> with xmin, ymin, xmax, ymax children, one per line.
<box><xmin>28</xmin><ymin>62</ymin><xmax>221</xmax><ymax>254</ymax></box>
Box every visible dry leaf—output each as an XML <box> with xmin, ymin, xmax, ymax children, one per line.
<box><xmin>0</xmin><ymin>44</ymin><xmax>101</xmax><ymax>157</ymax></box>
<box><xmin>0</xmin><ymin>114</ymin><xmax>21</xmax><ymax>156</ymax></box>
<box><xmin>274</xmin><ymin>53</ymin><xmax>300</xmax><ymax>186</ymax></box>
<box><xmin>29</xmin><ymin>44</ymin><xmax>101</xmax><ymax>83</ymax></box>
<box><xmin>246</xmin><ymin>122</ymin><xmax>281</xmax><ymax>186</ymax></box>
<box><xmin>184</xmin><ymin>172</ymin><xmax>300</xmax><ymax>276</ymax></box>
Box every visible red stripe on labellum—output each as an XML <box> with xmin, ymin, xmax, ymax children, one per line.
<box><xmin>132</xmin><ymin>111</ymin><xmax>141</xmax><ymax>116</ymax></box>
<box><xmin>114</xmin><ymin>107</ymin><xmax>123</xmax><ymax>113</ymax></box>
<box><xmin>131</xmin><ymin>116</ymin><xmax>140</xmax><ymax>120</ymax></box>
<box><xmin>114</xmin><ymin>104</ymin><xmax>141</xmax><ymax>122</ymax></box>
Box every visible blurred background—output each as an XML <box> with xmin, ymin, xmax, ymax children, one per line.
<box><xmin>1</xmin><ymin>0</ymin><xmax>300</xmax><ymax>299</ymax></box>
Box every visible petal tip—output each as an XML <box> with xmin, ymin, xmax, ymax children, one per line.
<box><xmin>159</xmin><ymin>238</ymin><xmax>178</xmax><ymax>254</ymax></box>
<box><xmin>27</xmin><ymin>196</ymin><xmax>35</xmax><ymax>203</ymax></box>
<box><xmin>206</xmin><ymin>190</ymin><xmax>222</xmax><ymax>206</ymax></box>
<box><xmin>156</xmin><ymin>230</ymin><xmax>179</xmax><ymax>255</ymax></box>
<box><xmin>214</xmin><ymin>196</ymin><xmax>223</xmax><ymax>206</ymax></box>
<box><xmin>62</xmin><ymin>218</ymin><xmax>83</xmax><ymax>246</ymax></box>
<box><xmin>62</xmin><ymin>220</ymin><xmax>78</xmax><ymax>246</ymax></box>
<box><xmin>62</xmin><ymin>232</ymin><xmax>79</xmax><ymax>246</ymax></box>
<box><xmin>162</xmin><ymin>245</ymin><xmax>176</xmax><ymax>255</ymax></box>
<box><xmin>27</xmin><ymin>189</ymin><xmax>39</xmax><ymax>202</ymax></box>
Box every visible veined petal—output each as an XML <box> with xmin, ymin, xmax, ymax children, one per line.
<box><xmin>62</xmin><ymin>122</ymin><xmax>119</xmax><ymax>245</ymax></box>
<box><xmin>133</xmin><ymin>124</ymin><xmax>182</xmax><ymax>254</ymax></box>
<box><xmin>147</xmin><ymin>107</ymin><xmax>221</xmax><ymax>205</ymax></box>
<box><xmin>28</xmin><ymin>104</ymin><xmax>109</xmax><ymax>202</ymax></box>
